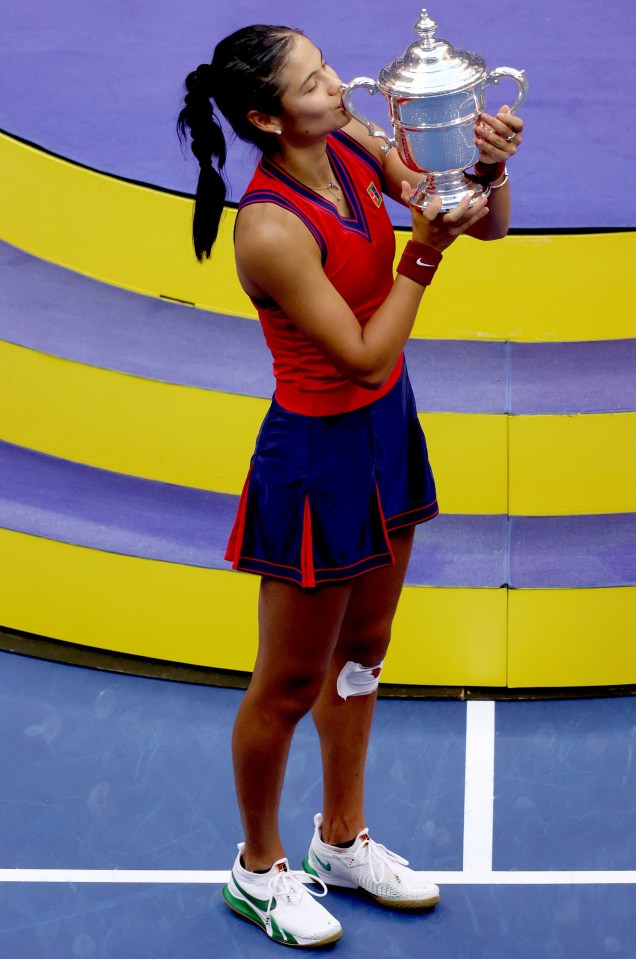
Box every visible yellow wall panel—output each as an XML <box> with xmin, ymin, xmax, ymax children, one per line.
<box><xmin>0</xmin><ymin>342</ymin><xmax>506</xmax><ymax>513</ymax></box>
<box><xmin>0</xmin><ymin>529</ymin><xmax>259</xmax><ymax>672</ymax></box>
<box><xmin>509</xmin><ymin>412</ymin><xmax>636</xmax><ymax>515</ymax></box>
<box><xmin>407</xmin><ymin>231</ymin><xmax>635</xmax><ymax>342</ymax></box>
<box><xmin>1</xmin><ymin>132</ymin><xmax>633</xmax><ymax>342</ymax></box>
<box><xmin>1</xmin><ymin>131</ymin><xmax>634</xmax><ymax>689</ymax></box>
<box><xmin>4</xmin><ymin>528</ymin><xmax>633</xmax><ymax>688</ymax></box>
<box><xmin>421</xmin><ymin>412</ymin><xmax>508</xmax><ymax>515</ymax></box>
<box><xmin>0</xmin><ymin>132</ymin><xmax>253</xmax><ymax>319</ymax></box>
<box><xmin>387</xmin><ymin>585</ymin><xmax>508</xmax><ymax>686</ymax></box>
<box><xmin>0</xmin><ymin>341</ymin><xmax>266</xmax><ymax>494</ymax></box>
<box><xmin>508</xmin><ymin>587</ymin><xmax>636</xmax><ymax>687</ymax></box>
<box><xmin>0</xmin><ymin>529</ymin><xmax>507</xmax><ymax>686</ymax></box>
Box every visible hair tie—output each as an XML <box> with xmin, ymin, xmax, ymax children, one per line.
<box><xmin>186</xmin><ymin>62</ymin><xmax>214</xmax><ymax>99</ymax></box>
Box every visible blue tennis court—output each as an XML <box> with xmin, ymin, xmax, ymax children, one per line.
<box><xmin>1</xmin><ymin>651</ymin><xmax>634</xmax><ymax>957</ymax></box>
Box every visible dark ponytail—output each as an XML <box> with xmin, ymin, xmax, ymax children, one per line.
<box><xmin>178</xmin><ymin>25</ymin><xmax>301</xmax><ymax>261</ymax></box>
<box><xmin>177</xmin><ymin>64</ymin><xmax>227</xmax><ymax>262</ymax></box>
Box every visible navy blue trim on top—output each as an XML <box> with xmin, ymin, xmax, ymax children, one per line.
<box><xmin>253</xmin><ymin>146</ymin><xmax>373</xmax><ymax>243</ymax></box>
<box><xmin>330</xmin><ymin>129</ymin><xmax>387</xmax><ymax>191</ymax></box>
<box><xmin>238</xmin><ymin>189</ymin><xmax>328</xmax><ymax>264</ymax></box>
<box><xmin>325</xmin><ymin>144</ymin><xmax>371</xmax><ymax>241</ymax></box>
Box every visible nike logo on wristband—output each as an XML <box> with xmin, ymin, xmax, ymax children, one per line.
<box><xmin>416</xmin><ymin>258</ymin><xmax>437</xmax><ymax>268</ymax></box>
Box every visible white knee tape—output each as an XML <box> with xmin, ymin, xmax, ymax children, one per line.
<box><xmin>336</xmin><ymin>660</ymin><xmax>384</xmax><ymax>701</ymax></box>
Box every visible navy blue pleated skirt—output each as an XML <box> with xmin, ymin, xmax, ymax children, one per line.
<box><xmin>225</xmin><ymin>363</ymin><xmax>438</xmax><ymax>587</ymax></box>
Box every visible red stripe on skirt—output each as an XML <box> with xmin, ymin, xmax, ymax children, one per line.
<box><xmin>224</xmin><ymin>464</ymin><xmax>253</xmax><ymax>567</ymax></box>
<box><xmin>375</xmin><ymin>482</ymin><xmax>396</xmax><ymax>564</ymax></box>
<box><xmin>301</xmin><ymin>496</ymin><xmax>317</xmax><ymax>588</ymax></box>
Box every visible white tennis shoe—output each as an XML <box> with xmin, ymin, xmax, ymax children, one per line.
<box><xmin>223</xmin><ymin>843</ymin><xmax>343</xmax><ymax>947</ymax></box>
<box><xmin>302</xmin><ymin>813</ymin><xmax>440</xmax><ymax>909</ymax></box>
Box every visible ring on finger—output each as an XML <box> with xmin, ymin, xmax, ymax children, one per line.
<box><xmin>505</xmin><ymin>133</ymin><xmax>516</xmax><ymax>142</ymax></box>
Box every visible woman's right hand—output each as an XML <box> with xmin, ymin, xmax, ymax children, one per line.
<box><xmin>401</xmin><ymin>182</ymin><xmax>490</xmax><ymax>252</ymax></box>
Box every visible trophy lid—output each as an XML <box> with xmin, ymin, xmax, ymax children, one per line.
<box><xmin>378</xmin><ymin>8</ymin><xmax>486</xmax><ymax>96</ymax></box>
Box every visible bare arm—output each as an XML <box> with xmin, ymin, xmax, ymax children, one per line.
<box><xmin>235</xmin><ymin>184</ymin><xmax>488</xmax><ymax>389</ymax></box>
<box><xmin>465</xmin><ymin>105</ymin><xmax>523</xmax><ymax>240</ymax></box>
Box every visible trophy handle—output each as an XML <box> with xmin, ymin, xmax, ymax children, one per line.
<box><xmin>342</xmin><ymin>77</ymin><xmax>397</xmax><ymax>154</ymax></box>
<box><xmin>479</xmin><ymin>67</ymin><xmax>528</xmax><ymax>115</ymax></box>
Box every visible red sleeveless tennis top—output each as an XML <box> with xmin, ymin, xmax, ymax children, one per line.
<box><xmin>238</xmin><ymin>129</ymin><xmax>402</xmax><ymax>416</ymax></box>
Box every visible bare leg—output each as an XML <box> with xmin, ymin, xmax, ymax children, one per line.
<box><xmin>232</xmin><ymin>577</ymin><xmax>352</xmax><ymax>871</ymax></box>
<box><xmin>311</xmin><ymin>527</ymin><xmax>415</xmax><ymax>845</ymax></box>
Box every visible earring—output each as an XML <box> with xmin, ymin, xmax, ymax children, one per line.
<box><xmin>274</xmin><ymin>128</ymin><xmax>282</xmax><ymax>135</ymax></box>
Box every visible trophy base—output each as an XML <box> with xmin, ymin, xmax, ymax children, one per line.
<box><xmin>408</xmin><ymin>173</ymin><xmax>488</xmax><ymax>212</ymax></box>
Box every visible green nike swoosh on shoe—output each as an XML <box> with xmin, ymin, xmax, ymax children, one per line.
<box><xmin>231</xmin><ymin>871</ymin><xmax>277</xmax><ymax>911</ymax></box>
<box><xmin>223</xmin><ymin>843</ymin><xmax>342</xmax><ymax>947</ymax></box>
<box><xmin>311</xmin><ymin>851</ymin><xmax>332</xmax><ymax>872</ymax></box>
<box><xmin>304</xmin><ymin>812</ymin><xmax>441</xmax><ymax>909</ymax></box>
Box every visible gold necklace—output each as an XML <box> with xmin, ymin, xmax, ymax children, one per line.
<box><xmin>277</xmin><ymin>159</ymin><xmax>343</xmax><ymax>202</ymax></box>
<box><xmin>315</xmin><ymin>179</ymin><xmax>342</xmax><ymax>201</ymax></box>
<box><xmin>314</xmin><ymin>161</ymin><xmax>342</xmax><ymax>203</ymax></box>
<box><xmin>311</xmin><ymin>163</ymin><xmax>342</xmax><ymax>201</ymax></box>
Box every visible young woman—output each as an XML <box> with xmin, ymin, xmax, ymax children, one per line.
<box><xmin>178</xmin><ymin>24</ymin><xmax>523</xmax><ymax>948</ymax></box>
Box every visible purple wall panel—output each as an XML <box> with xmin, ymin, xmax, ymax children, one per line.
<box><xmin>1</xmin><ymin>0</ymin><xmax>634</xmax><ymax>228</ymax></box>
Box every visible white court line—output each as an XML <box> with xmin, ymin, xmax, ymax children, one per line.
<box><xmin>437</xmin><ymin>872</ymin><xmax>636</xmax><ymax>885</ymax></box>
<box><xmin>462</xmin><ymin>700</ymin><xmax>495</xmax><ymax>875</ymax></box>
<box><xmin>3</xmin><ymin>702</ymin><xmax>634</xmax><ymax>888</ymax></box>
<box><xmin>0</xmin><ymin>870</ymin><xmax>229</xmax><ymax>884</ymax></box>
<box><xmin>1</xmin><ymin>870</ymin><xmax>635</xmax><ymax>885</ymax></box>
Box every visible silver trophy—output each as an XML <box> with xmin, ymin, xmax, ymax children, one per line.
<box><xmin>343</xmin><ymin>8</ymin><xmax>528</xmax><ymax>210</ymax></box>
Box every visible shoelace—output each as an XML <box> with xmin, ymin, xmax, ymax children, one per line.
<box><xmin>348</xmin><ymin>837</ymin><xmax>409</xmax><ymax>885</ymax></box>
<box><xmin>264</xmin><ymin>870</ymin><xmax>328</xmax><ymax>938</ymax></box>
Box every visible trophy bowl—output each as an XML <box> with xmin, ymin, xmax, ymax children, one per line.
<box><xmin>343</xmin><ymin>8</ymin><xmax>528</xmax><ymax>210</ymax></box>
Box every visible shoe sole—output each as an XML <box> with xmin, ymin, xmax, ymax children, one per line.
<box><xmin>373</xmin><ymin>892</ymin><xmax>440</xmax><ymax>910</ymax></box>
<box><xmin>222</xmin><ymin>884</ymin><xmax>342</xmax><ymax>948</ymax></box>
<box><xmin>302</xmin><ymin>857</ymin><xmax>440</xmax><ymax>910</ymax></box>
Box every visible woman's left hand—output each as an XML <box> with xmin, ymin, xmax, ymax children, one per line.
<box><xmin>474</xmin><ymin>104</ymin><xmax>523</xmax><ymax>164</ymax></box>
